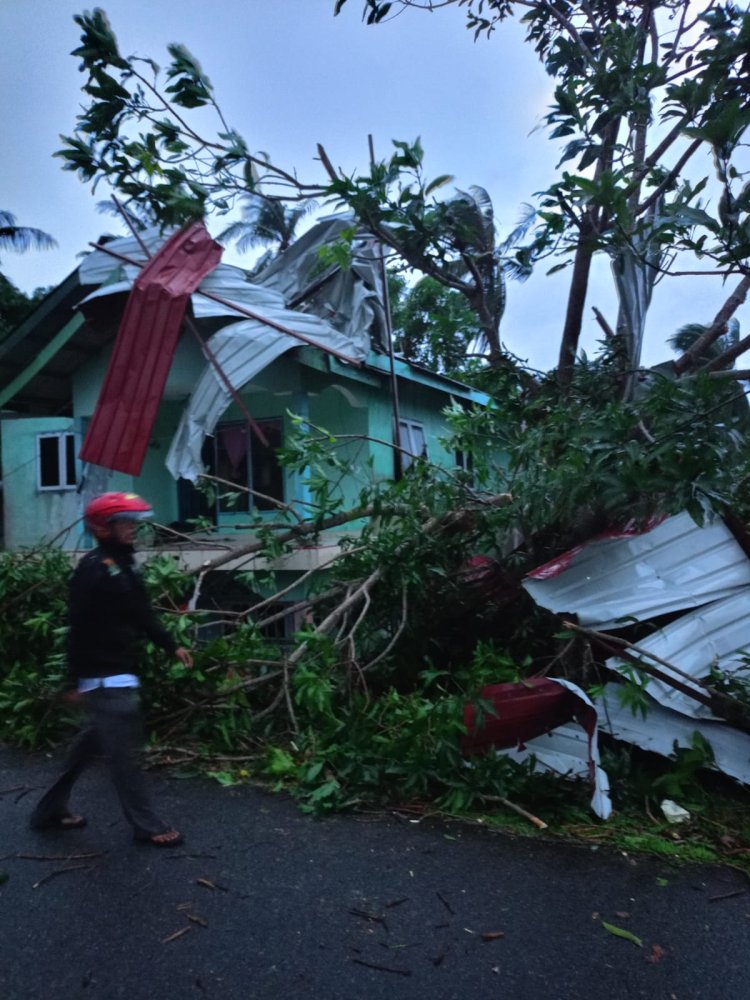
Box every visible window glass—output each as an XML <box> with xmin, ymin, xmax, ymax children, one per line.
<box><xmin>251</xmin><ymin>419</ymin><xmax>284</xmax><ymax>511</ymax></box>
<box><xmin>397</xmin><ymin>419</ymin><xmax>427</xmax><ymax>471</ymax></box>
<box><xmin>38</xmin><ymin>433</ymin><xmax>77</xmax><ymax>489</ymax></box>
<box><xmin>206</xmin><ymin>418</ymin><xmax>284</xmax><ymax>513</ymax></box>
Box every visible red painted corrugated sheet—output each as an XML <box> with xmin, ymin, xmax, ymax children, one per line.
<box><xmin>461</xmin><ymin>678</ymin><xmax>584</xmax><ymax>754</ymax></box>
<box><xmin>80</xmin><ymin>221</ymin><xmax>222</xmax><ymax>475</ymax></box>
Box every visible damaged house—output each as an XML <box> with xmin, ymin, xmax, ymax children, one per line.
<box><xmin>0</xmin><ymin>219</ymin><xmax>489</xmax><ymax>555</ymax></box>
<box><xmin>4</xmin><ymin>219</ymin><xmax>749</xmax><ymax>818</ymax></box>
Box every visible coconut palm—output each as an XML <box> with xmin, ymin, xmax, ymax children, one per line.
<box><xmin>0</xmin><ymin>210</ymin><xmax>56</xmax><ymax>264</ymax></box>
<box><xmin>668</xmin><ymin>319</ymin><xmax>740</xmax><ymax>368</ymax></box>
<box><xmin>219</xmin><ymin>195</ymin><xmax>317</xmax><ymax>269</ymax></box>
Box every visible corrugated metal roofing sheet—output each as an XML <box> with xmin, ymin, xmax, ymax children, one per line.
<box><xmin>597</xmin><ymin>684</ymin><xmax>750</xmax><ymax>785</ymax></box>
<box><xmin>523</xmin><ymin>511</ymin><xmax>750</xmax><ymax>630</ymax></box>
<box><xmin>604</xmin><ymin>590</ymin><xmax>750</xmax><ymax>718</ymax></box>
<box><xmin>79</xmin><ymin>222</ymin><xmax>222</xmax><ymax>475</ymax></box>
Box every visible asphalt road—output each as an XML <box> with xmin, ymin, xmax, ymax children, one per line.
<box><xmin>0</xmin><ymin>745</ymin><xmax>747</xmax><ymax>1000</ymax></box>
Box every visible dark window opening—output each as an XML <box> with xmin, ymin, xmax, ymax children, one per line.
<box><xmin>38</xmin><ymin>433</ymin><xmax>77</xmax><ymax>490</ymax></box>
<box><xmin>204</xmin><ymin>418</ymin><xmax>285</xmax><ymax>514</ymax></box>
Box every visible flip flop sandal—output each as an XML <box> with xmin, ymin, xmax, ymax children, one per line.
<box><xmin>34</xmin><ymin>814</ymin><xmax>87</xmax><ymax>831</ymax></box>
<box><xmin>135</xmin><ymin>829</ymin><xmax>184</xmax><ymax>848</ymax></box>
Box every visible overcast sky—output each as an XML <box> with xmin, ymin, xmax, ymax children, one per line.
<box><xmin>1</xmin><ymin>0</ymin><xmax>742</xmax><ymax>371</ymax></box>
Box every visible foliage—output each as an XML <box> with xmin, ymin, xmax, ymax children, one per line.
<box><xmin>58</xmin><ymin>5</ymin><xmax>750</xmax><ymax>382</ymax></box>
<box><xmin>336</xmin><ymin>1</ymin><xmax>750</xmax><ymax>386</ymax></box>
<box><xmin>0</xmin><ymin>209</ymin><xmax>56</xmax><ymax>339</ymax></box>
<box><xmin>218</xmin><ymin>194</ymin><xmax>318</xmax><ymax>272</ymax></box>
<box><xmin>56</xmin><ymin>12</ymin><xmax>517</xmax><ymax>367</ymax></box>
<box><xmin>0</xmin><ymin>210</ymin><xmax>56</xmax><ymax>264</ymax></box>
<box><xmin>2</xmin><ymin>353</ymin><xmax>746</xmax><ymax>823</ymax></box>
<box><xmin>389</xmin><ymin>272</ymin><xmax>484</xmax><ymax>373</ymax></box>
<box><xmin>0</xmin><ymin>549</ymin><xmax>76</xmax><ymax>746</ymax></box>
<box><xmin>0</xmin><ymin>275</ymin><xmax>49</xmax><ymax>341</ymax></box>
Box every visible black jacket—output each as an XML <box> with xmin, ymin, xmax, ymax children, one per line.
<box><xmin>67</xmin><ymin>541</ymin><xmax>178</xmax><ymax>680</ymax></box>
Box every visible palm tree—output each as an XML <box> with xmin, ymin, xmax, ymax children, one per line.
<box><xmin>0</xmin><ymin>210</ymin><xmax>56</xmax><ymax>264</ymax></box>
<box><xmin>441</xmin><ymin>185</ymin><xmax>506</xmax><ymax>364</ymax></box>
<box><xmin>219</xmin><ymin>195</ymin><xmax>317</xmax><ymax>270</ymax></box>
<box><xmin>668</xmin><ymin>320</ymin><xmax>740</xmax><ymax>369</ymax></box>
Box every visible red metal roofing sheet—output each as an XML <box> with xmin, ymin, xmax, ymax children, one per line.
<box><xmin>80</xmin><ymin>221</ymin><xmax>222</xmax><ymax>475</ymax></box>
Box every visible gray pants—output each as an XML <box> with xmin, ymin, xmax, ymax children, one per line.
<box><xmin>30</xmin><ymin>687</ymin><xmax>170</xmax><ymax>839</ymax></box>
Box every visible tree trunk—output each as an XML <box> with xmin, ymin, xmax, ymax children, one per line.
<box><xmin>557</xmin><ymin>224</ymin><xmax>595</xmax><ymax>388</ymax></box>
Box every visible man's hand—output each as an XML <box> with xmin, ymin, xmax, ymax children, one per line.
<box><xmin>175</xmin><ymin>646</ymin><xmax>194</xmax><ymax>669</ymax></box>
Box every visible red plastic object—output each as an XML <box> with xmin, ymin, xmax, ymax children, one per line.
<box><xmin>461</xmin><ymin>678</ymin><xmax>584</xmax><ymax>755</ymax></box>
<box><xmin>80</xmin><ymin>221</ymin><xmax>222</xmax><ymax>475</ymax></box>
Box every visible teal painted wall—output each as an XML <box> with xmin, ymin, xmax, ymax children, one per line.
<box><xmin>1</xmin><ymin>415</ymin><xmax>84</xmax><ymax>549</ymax></box>
<box><xmin>5</xmin><ymin>325</ymin><xmax>493</xmax><ymax>552</ymax></box>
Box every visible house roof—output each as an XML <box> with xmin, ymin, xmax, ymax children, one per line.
<box><xmin>0</xmin><ymin>224</ymin><xmax>490</xmax><ymax>427</ymax></box>
<box><xmin>0</xmin><ymin>269</ymin><xmax>117</xmax><ymax>415</ymax></box>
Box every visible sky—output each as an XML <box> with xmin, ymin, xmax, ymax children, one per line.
<box><xmin>0</xmin><ymin>0</ymin><xmax>742</xmax><ymax>372</ymax></box>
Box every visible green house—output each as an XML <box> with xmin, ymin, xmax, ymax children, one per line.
<box><xmin>0</xmin><ymin>225</ymin><xmax>490</xmax><ymax>584</ymax></box>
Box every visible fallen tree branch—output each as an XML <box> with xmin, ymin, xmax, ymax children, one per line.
<box><xmin>563</xmin><ymin>620</ymin><xmax>750</xmax><ymax>734</ymax></box>
<box><xmin>479</xmin><ymin>794</ymin><xmax>549</xmax><ymax>830</ymax></box>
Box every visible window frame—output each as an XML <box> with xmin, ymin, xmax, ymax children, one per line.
<box><xmin>36</xmin><ymin>432</ymin><xmax>77</xmax><ymax>491</ymax></box>
<box><xmin>204</xmin><ymin>417</ymin><xmax>285</xmax><ymax>515</ymax></box>
<box><xmin>397</xmin><ymin>418</ymin><xmax>427</xmax><ymax>472</ymax></box>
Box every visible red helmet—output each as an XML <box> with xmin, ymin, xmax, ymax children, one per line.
<box><xmin>84</xmin><ymin>492</ymin><xmax>153</xmax><ymax>534</ymax></box>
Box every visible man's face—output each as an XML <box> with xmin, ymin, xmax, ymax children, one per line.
<box><xmin>108</xmin><ymin>519</ymin><xmax>139</xmax><ymax>546</ymax></box>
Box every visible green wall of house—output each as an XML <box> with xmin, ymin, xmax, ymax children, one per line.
<box><xmin>3</xmin><ymin>322</ymin><xmax>493</xmax><ymax>552</ymax></box>
<box><xmin>1</xmin><ymin>415</ymin><xmax>84</xmax><ymax>549</ymax></box>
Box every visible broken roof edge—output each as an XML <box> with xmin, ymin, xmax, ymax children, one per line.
<box><xmin>364</xmin><ymin>350</ymin><xmax>491</xmax><ymax>406</ymax></box>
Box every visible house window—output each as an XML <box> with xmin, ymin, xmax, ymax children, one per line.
<box><xmin>37</xmin><ymin>433</ymin><xmax>77</xmax><ymax>490</ymax></box>
<box><xmin>204</xmin><ymin>418</ymin><xmax>284</xmax><ymax>513</ymax></box>
<box><xmin>455</xmin><ymin>448</ymin><xmax>474</xmax><ymax>480</ymax></box>
<box><xmin>397</xmin><ymin>419</ymin><xmax>427</xmax><ymax>472</ymax></box>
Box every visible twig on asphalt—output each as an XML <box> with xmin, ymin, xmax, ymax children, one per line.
<box><xmin>196</xmin><ymin>877</ymin><xmax>229</xmax><ymax>892</ymax></box>
<box><xmin>349</xmin><ymin>907</ymin><xmax>388</xmax><ymax>932</ymax></box>
<box><xmin>32</xmin><ymin>864</ymin><xmax>93</xmax><ymax>889</ymax></box>
<box><xmin>0</xmin><ymin>785</ymin><xmax>25</xmax><ymax>796</ymax></box>
<box><xmin>161</xmin><ymin>926</ymin><xmax>191</xmax><ymax>944</ymax></box>
<box><xmin>351</xmin><ymin>958</ymin><xmax>411</xmax><ymax>976</ymax></box>
<box><xmin>709</xmin><ymin>889</ymin><xmax>746</xmax><ymax>902</ymax></box>
<box><xmin>16</xmin><ymin>852</ymin><xmax>106</xmax><ymax>861</ymax></box>
<box><xmin>436</xmin><ymin>891</ymin><xmax>455</xmax><ymax>915</ymax></box>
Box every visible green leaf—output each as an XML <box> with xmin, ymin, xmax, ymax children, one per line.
<box><xmin>602</xmin><ymin>922</ymin><xmax>643</xmax><ymax>948</ymax></box>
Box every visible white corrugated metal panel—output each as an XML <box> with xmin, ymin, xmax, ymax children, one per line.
<box><xmin>499</xmin><ymin>726</ymin><xmax>612</xmax><ymax>820</ymax></box>
<box><xmin>78</xmin><ymin>229</ymin><xmax>166</xmax><ymax>284</ymax></box>
<box><xmin>523</xmin><ymin>512</ymin><xmax>750</xmax><ymax>630</ymax></box>
<box><xmin>597</xmin><ymin>684</ymin><xmax>750</xmax><ymax>785</ymax></box>
<box><xmin>605</xmin><ymin>590</ymin><xmax>750</xmax><ymax>718</ymax></box>
<box><xmin>495</xmin><ymin>678</ymin><xmax>612</xmax><ymax>820</ymax></box>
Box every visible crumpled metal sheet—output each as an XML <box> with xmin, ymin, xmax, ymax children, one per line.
<box><xmin>252</xmin><ymin>214</ymin><xmax>388</xmax><ymax>351</ymax></box>
<box><xmin>79</xmin><ymin>222</ymin><xmax>223</xmax><ymax>475</ymax></box>
<box><xmin>597</xmin><ymin>684</ymin><xmax>750</xmax><ymax>786</ymax></box>
<box><xmin>523</xmin><ymin>511</ymin><xmax>750</xmax><ymax>630</ymax></box>
<box><xmin>79</xmin><ymin>230</ymin><xmax>165</xmax><ymax>285</ymax></box>
<box><xmin>76</xmin><ymin>222</ymin><xmax>377</xmax><ymax>481</ymax></box>
<box><xmin>165</xmin><ymin>306</ymin><xmax>367</xmax><ymax>481</ymax></box>
<box><xmin>605</xmin><ymin>590</ymin><xmax>750</xmax><ymax>719</ymax></box>
<box><xmin>495</xmin><ymin>680</ymin><xmax>612</xmax><ymax>820</ymax></box>
<box><xmin>522</xmin><ymin>510</ymin><xmax>750</xmax><ymax>788</ymax></box>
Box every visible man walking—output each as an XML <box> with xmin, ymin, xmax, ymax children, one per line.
<box><xmin>30</xmin><ymin>492</ymin><xmax>193</xmax><ymax>846</ymax></box>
